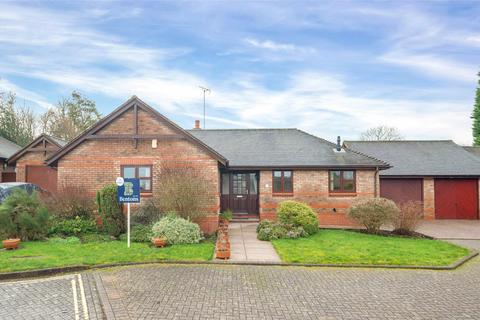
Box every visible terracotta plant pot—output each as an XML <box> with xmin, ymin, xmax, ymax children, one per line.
<box><xmin>152</xmin><ymin>238</ymin><xmax>167</xmax><ymax>248</ymax></box>
<box><xmin>2</xmin><ymin>239</ymin><xmax>21</xmax><ymax>250</ymax></box>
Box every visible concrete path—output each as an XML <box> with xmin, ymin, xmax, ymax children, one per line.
<box><xmin>229</xmin><ymin>222</ymin><xmax>281</xmax><ymax>262</ymax></box>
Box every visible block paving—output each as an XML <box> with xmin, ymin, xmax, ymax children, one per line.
<box><xmin>94</xmin><ymin>257</ymin><xmax>480</xmax><ymax>320</ymax></box>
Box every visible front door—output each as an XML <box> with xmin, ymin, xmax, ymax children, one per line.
<box><xmin>221</xmin><ymin>172</ymin><xmax>259</xmax><ymax>215</ymax></box>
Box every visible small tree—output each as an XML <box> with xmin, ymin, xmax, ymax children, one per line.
<box><xmin>41</xmin><ymin>90</ymin><xmax>101</xmax><ymax>141</ymax></box>
<box><xmin>0</xmin><ymin>92</ymin><xmax>37</xmax><ymax>146</ymax></box>
<box><xmin>348</xmin><ymin>198</ymin><xmax>399</xmax><ymax>234</ymax></box>
<box><xmin>96</xmin><ymin>184</ymin><xmax>124</xmax><ymax>237</ymax></box>
<box><xmin>359</xmin><ymin>126</ymin><xmax>403</xmax><ymax>141</ymax></box>
<box><xmin>472</xmin><ymin>72</ymin><xmax>480</xmax><ymax>145</ymax></box>
<box><xmin>0</xmin><ymin>189</ymin><xmax>50</xmax><ymax>240</ymax></box>
<box><xmin>157</xmin><ymin>164</ymin><xmax>215</xmax><ymax>220</ymax></box>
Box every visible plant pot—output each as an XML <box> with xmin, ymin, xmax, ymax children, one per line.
<box><xmin>152</xmin><ymin>238</ymin><xmax>167</xmax><ymax>248</ymax></box>
<box><xmin>2</xmin><ymin>238</ymin><xmax>21</xmax><ymax>250</ymax></box>
<box><xmin>216</xmin><ymin>248</ymin><xmax>230</xmax><ymax>259</ymax></box>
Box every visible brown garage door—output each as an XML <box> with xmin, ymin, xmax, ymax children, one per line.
<box><xmin>26</xmin><ymin>165</ymin><xmax>57</xmax><ymax>194</ymax></box>
<box><xmin>380</xmin><ymin>178</ymin><xmax>423</xmax><ymax>204</ymax></box>
<box><xmin>435</xmin><ymin>179</ymin><xmax>478</xmax><ymax>219</ymax></box>
<box><xmin>1</xmin><ymin>172</ymin><xmax>16</xmax><ymax>182</ymax></box>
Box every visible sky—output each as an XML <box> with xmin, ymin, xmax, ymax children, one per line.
<box><xmin>0</xmin><ymin>1</ymin><xmax>479</xmax><ymax>144</ymax></box>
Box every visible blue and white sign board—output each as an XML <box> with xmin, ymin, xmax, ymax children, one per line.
<box><xmin>117</xmin><ymin>178</ymin><xmax>140</xmax><ymax>203</ymax></box>
<box><xmin>116</xmin><ymin>177</ymin><xmax>141</xmax><ymax>248</ymax></box>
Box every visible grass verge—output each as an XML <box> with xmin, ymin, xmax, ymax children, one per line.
<box><xmin>272</xmin><ymin>229</ymin><xmax>469</xmax><ymax>266</ymax></box>
<box><xmin>0</xmin><ymin>240</ymin><xmax>214</xmax><ymax>273</ymax></box>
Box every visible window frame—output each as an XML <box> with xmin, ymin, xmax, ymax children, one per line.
<box><xmin>272</xmin><ymin>170</ymin><xmax>294</xmax><ymax>194</ymax></box>
<box><xmin>120</xmin><ymin>165</ymin><xmax>153</xmax><ymax>193</ymax></box>
<box><xmin>329</xmin><ymin>169</ymin><xmax>356</xmax><ymax>193</ymax></box>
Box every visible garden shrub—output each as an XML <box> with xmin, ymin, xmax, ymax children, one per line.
<box><xmin>256</xmin><ymin>220</ymin><xmax>308</xmax><ymax>241</ymax></box>
<box><xmin>392</xmin><ymin>201</ymin><xmax>423</xmax><ymax>235</ymax></box>
<box><xmin>158</xmin><ymin>165</ymin><xmax>215</xmax><ymax>220</ymax></box>
<box><xmin>219</xmin><ymin>209</ymin><xmax>233</xmax><ymax>221</ymax></box>
<box><xmin>151</xmin><ymin>213</ymin><xmax>203</xmax><ymax>244</ymax></box>
<box><xmin>277</xmin><ymin>201</ymin><xmax>318</xmax><ymax>235</ymax></box>
<box><xmin>348</xmin><ymin>197</ymin><xmax>399</xmax><ymax>234</ymax></box>
<box><xmin>49</xmin><ymin>216</ymin><xmax>97</xmax><ymax>236</ymax></box>
<box><xmin>256</xmin><ymin>219</ymin><xmax>273</xmax><ymax>233</ymax></box>
<box><xmin>132</xmin><ymin>199</ymin><xmax>163</xmax><ymax>226</ymax></box>
<box><xmin>42</xmin><ymin>185</ymin><xmax>95</xmax><ymax>219</ymax></box>
<box><xmin>0</xmin><ymin>189</ymin><xmax>50</xmax><ymax>240</ymax></box>
<box><xmin>119</xmin><ymin>224</ymin><xmax>153</xmax><ymax>243</ymax></box>
<box><xmin>96</xmin><ymin>184</ymin><xmax>124</xmax><ymax>237</ymax></box>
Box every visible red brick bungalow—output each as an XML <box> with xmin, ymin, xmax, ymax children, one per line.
<box><xmin>44</xmin><ymin>96</ymin><xmax>389</xmax><ymax>233</ymax></box>
<box><xmin>7</xmin><ymin>134</ymin><xmax>66</xmax><ymax>193</ymax></box>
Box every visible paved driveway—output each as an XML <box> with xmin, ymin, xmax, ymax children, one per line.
<box><xmin>93</xmin><ymin>259</ymin><xmax>480</xmax><ymax>320</ymax></box>
<box><xmin>417</xmin><ymin>220</ymin><xmax>480</xmax><ymax>240</ymax></box>
<box><xmin>417</xmin><ymin>220</ymin><xmax>480</xmax><ymax>250</ymax></box>
<box><xmin>0</xmin><ymin>273</ymin><xmax>104</xmax><ymax>319</ymax></box>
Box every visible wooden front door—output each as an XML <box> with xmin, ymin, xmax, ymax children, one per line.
<box><xmin>221</xmin><ymin>172</ymin><xmax>259</xmax><ymax>215</ymax></box>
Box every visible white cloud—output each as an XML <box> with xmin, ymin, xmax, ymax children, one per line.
<box><xmin>380</xmin><ymin>52</ymin><xmax>477</xmax><ymax>83</ymax></box>
<box><xmin>244</xmin><ymin>38</ymin><xmax>315</xmax><ymax>54</ymax></box>
<box><xmin>0</xmin><ymin>2</ymin><xmax>476</xmax><ymax>145</ymax></box>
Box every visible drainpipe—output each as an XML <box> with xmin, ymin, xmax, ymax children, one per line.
<box><xmin>374</xmin><ymin>167</ymin><xmax>379</xmax><ymax>197</ymax></box>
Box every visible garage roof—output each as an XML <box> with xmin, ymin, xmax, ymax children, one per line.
<box><xmin>0</xmin><ymin>136</ymin><xmax>21</xmax><ymax>160</ymax></box>
<box><xmin>188</xmin><ymin>129</ymin><xmax>389</xmax><ymax>168</ymax></box>
<box><xmin>344</xmin><ymin>140</ymin><xmax>480</xmax><ymax>176</ymax></box>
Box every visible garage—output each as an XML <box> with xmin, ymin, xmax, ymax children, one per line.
<box><xmin>26</xmin><ymin>165</ymin><xmax>58</xmax><ymax>193</ymax></box>
<box><xmin>380</xmin><ymin>178</ymin><xmax>423</xmax><ymax>204</ymax></box>
<box><xmin>435</xmin><ymin>179</ymin><xmax>478</xmax><ymax>219</ymax></box>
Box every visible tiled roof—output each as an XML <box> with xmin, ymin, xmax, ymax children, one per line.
<box><xmin>345</xmin><ymin>140</ymin><xmax>480</xmax><ymax>176</ymax></box>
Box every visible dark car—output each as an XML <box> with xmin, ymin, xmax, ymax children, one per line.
<box><xmin>0</xmin><ymin>182</ymin><xmax>44</xmax><ymax>203</ymax></box>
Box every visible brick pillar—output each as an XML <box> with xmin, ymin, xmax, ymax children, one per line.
<box><xmin>423</xmin><ymin>178</ymin><xmax>435</xmax><ymax>220</ymax></box>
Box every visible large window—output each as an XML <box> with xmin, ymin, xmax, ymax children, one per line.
<box><xmin>329</xmin><ymin>170</ymin><xmax>355</xmax><ymax>193</ymax></box>
<box><xmin>121</xmin><ymin>165</ymin><xmax>152</xmax><ymax>192</ymax></box>
<box><xmin>273</xmin><ymin>170</ymin><xmax>293</xmax><ymax>194</ymax></box>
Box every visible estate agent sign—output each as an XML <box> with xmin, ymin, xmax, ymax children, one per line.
<box><xmin>117</xmin><ymin>178</ymin><xmax>140</xmax><ymax>203</ymax></box>
<box><xmin>116</xmin><ymin>177</ymin><xmax>141</xmax><ymax>247</ymax></box>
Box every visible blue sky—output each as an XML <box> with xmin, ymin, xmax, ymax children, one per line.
<box><xmin>0</xmin><ymin>1</ymin><xmax>479</xmax><ymax>144</ymax></box>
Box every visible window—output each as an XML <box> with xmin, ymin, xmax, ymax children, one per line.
<box><xmin>221</xmin><ymin>173</ymin><xmax>230</xmax><ymax>195</ymax></box>
<box><xmin>329</xmin><ymin>170</ymin><xmax>355</xmax><ymax>193</ymax></box>
<box><xmin>272</xmin><ymin>170</ymin><xmax>293</xmax><ymax>193</ymax></box>
<box><xmin>121</xmin><ymin>165</ymin><xmax>152</xmax><ymax>192</ymax></box>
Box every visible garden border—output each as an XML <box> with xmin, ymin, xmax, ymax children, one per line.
<box><xmin>0</xmin><ymin>250</ymin><xmax>477</xmax><ymax>281</ymax></box>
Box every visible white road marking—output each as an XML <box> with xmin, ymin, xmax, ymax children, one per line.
<box><xmin>71</xmin><ymin>278</ymin><xmax>80</xmax><ymax>320</ymax></box>
<box><xmin>77</xmin><ymin>274</ymin><xmax>90</xmax><ymax>320</ymax></box>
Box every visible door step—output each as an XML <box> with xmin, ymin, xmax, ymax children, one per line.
<box><xmin>232</xmin><ymin>214</ymin><xmax>260</xmax><ymax>223</ymax></box>
<box><xmin>231</xmin><ymin>218</ymin><xmax>260</xmax><ymax>223</ymax></box>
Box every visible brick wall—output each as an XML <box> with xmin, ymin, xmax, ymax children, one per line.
<box><xmin>259</xmin><ymin>169</ymin><xmax>377</xmax><ymax>227</ymax></box>
<box><xmin>56</xmin><ymin>108</ymin><xmax>220</xmax><ymax>234</ymax></box>
<box><xmin>15</xmin><ymin>140</ymin><xmax>59</xmax><ymax>182</ymax></box>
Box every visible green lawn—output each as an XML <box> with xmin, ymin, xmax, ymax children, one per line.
<box><xmin>0</xmin><ymin>240</ymin><xmax>214</xmax><ymax>273</ymax></box>
<box><xmin>272</xmin><ymin>229</ymin><xmax>469</xmax><ymax>266</ymax></box>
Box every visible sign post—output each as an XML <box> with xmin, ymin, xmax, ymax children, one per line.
<box><xmin>116</xmin><ymin>177</ymin><xmax>140</xmax><ymax>248</ymax></box>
